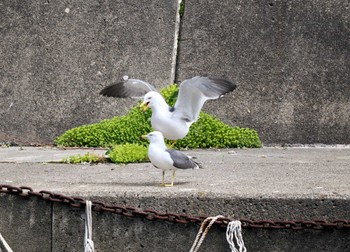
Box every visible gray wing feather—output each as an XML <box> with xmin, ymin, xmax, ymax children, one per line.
<box><xmin>172</xmin><ymin>76</ymin><xmax>236</xmax><ymax>122</ymax></box>
<box><xmin>100</xmin><ymin>78</ymin><xmax>157</xmax><ymax>98</ymax></box>
<box><xmin>166</xmin><ymin>149</ymin><xmax>200</xmax><ymax>169</ymax></box>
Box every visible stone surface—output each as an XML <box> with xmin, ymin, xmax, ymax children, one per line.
<box><xmin>1</xmin><ymin>147</ymin><xmax>349</xmax><ymax>216</ymax></box>
<box><xmin>52</xmin><ymin>204</ymin><xmax>85</xmax><ymax>252</ymax></box>
<box><xmin>0</xmin><ymin>146</ymin><xmax>106</xmax><ymax>163</ymax></box>
<box><xmin>51</xmin><ymin>207</ymin><xmax>350</xmax><ymax>251</ymax></box>
<box><xmin>1</xmin><ymin>147</ymin><xmax>350</xmax><ymax>251</ymax></box>
<box><xmin>0</xmin><ymin>0</ymin><xmax>177</xmax><ymax>145</ymax></box>
<box><xmin>0</xmin><ymin>194</ymin><xmax>52</xmax><ymax>252</ymax></box>
<box><xmin>1</xmin><ymin>0</ymin><xmax>349</xmax><ymax>146</ymax></box>
<box><xmin>0</xmin><ymin>146</ymin><xmax>350</xmax><ymax>204</ymax></box>
<box><xmin>51</xmin><ymin>204</ymin><xmax>224</xmax><ymax>252</ymax></box>
<box><xmin>176</xmin><ymin>0</ymin><xmax>350</xmax><ymax>144</ymax></box>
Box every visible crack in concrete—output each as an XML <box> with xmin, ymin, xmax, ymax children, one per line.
<box><xmin>170</xmin><ymin>0</ymin><xmax>184</xmax><ymax>85</ymax></box>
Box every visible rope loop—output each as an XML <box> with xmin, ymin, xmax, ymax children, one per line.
<box><xmin>84</xmin><ymin>200</ymin><xmax>95</xmax><ymax>252</ymax></box>
<box><xmin>190</xmin><ymin>215</ymin><xmax>224</xmax><ymax>252</ymax></box>
<box><xmin>226</xmin><ymin>220</ymin><xmax>247</xmax><ymax>252</ymax></box>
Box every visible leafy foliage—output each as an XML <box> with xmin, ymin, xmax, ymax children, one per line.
<box><xmin>108</xmin><ymin>143</ymin><xmax>148</xmax><ymax>163</ymax></box>
<box><xmin>175</xmin><ymin>113</ymin><xmax>261</xmax><ymax>148</ymax></box>
<box><xmin>55</xmin><ymin>107</ymin><xmax>152</xmax><ymax>147</ymax></box>
<box><xmin>61</xmin><ymin>152</ymin><xmax>106</xmax><ymax>164</ymax></box>
<box><xmin>55</xmin><ymin>84</ymin><xmax>262</xmax><ymax>149</ymax></box>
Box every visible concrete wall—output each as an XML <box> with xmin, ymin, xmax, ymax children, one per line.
<box><xmin>1</xmin><ymin>0</ymin><xmax>349</xmax><ymax>145</ymax></box>
<box><xmin>1</xmin><ymin>194</ymin><xmax>350</xmax><ymax>251</ymax></box>
<box><xmin>0</xmin><ymin>194</ymin><xmax>52</xmax><ymax>251</ymax></box>
<box><xmin>0</xmin><ymin>0</ymin><xmax>177</xmax><ymax>145</ymax></box>
<box><xmin>177</xmin><ymin>0</ymin><xmax>350</xmax><ymax>144</ymax></box>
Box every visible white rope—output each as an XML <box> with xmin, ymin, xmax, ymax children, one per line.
<box><xmin>84</xmin><ymin>200</ymin><xmax>95</xmax><ymax>252</ymax></box>
<box><xmin>226</xmin><ymin>220</ymin><xmax>247</xmax><ymax>252</ymax></box>
<box><xmin>190</xmin><ymin>215</ymin><xmax>224</xmax><ymax>252</ymax></box>
<box><xmin>0</xmin><ymin>232</ymin><xmax>13</xmax><ymax>252</ymax></box>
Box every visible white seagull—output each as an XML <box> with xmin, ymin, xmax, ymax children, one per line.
<box><xmin>142</xmin><ymin>131</ymin><xmax>202</xmax><ymax>187</ymax></box>
<box><xmin>100</xmin><ymin>75</ymin><xmax>236</xmax><ymax>141</ymax></box>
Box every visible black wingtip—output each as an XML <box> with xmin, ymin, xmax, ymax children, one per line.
<box><xmin>194</xmin><ymin>159</ymin><xmax>204</xmax><ymax>169</ymax></box>
<box><xmin>207</xmin><ymin>76</ymin><xmax>237</xmax><ymax>94</ymax></box>
<box><xmin>99</xmin><ymin>81</ymin><xmax>128</xmax><ymax>98</ymax></box>
<box><xmin>190</xmin><ymin>156</ymin><xmax>204</xmax><ymax>169</ymax></box>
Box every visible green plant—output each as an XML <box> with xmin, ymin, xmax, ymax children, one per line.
<box><xmin>179</xmin><ymin>0</ymin><xmax>185</xmax><ymax>17</ymax></box>
<box><xmin>174</xmin><ymin>113</ymin><xmax>261</xmax><ymax>148</ymax></box>
<box><xmin>55</xmin><ymin>107</ymin><xmax>152</xmax><ymax>147</ymax></box>
<box><xmin>55</xmin><ymin>84</ymin><xmax>262</xmax><ymax>150</ymax></box>
<box><xmin>61</xmin><ymin>152</ymin><xmax>106</xmax><ymax>164</ymax></box>
<box><xmin>108</xmin><ymin>143</ymin><xmax>148</xmax><ymax>163</ymax></box>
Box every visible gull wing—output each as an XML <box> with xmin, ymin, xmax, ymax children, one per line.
<box><xmin>172</xmin><ymin>76</ymin><xmax>236</xmax><ymax>123</ymax></box>
<box><xmin>99</xmin><ymin>77</ymin><xmax>157</xmax><ymax>98</ymax></box>
<box><xmin>166</xmin><ymin>149</ymin><xmax>200</xmax><ymax>169</ymax></box>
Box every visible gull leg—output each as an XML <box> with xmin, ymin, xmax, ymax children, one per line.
<box><xmin>164</xmin><ymin>170</ymin><xmax>176</xmax><ymax>187</ymax></box>
<box><xmin>171</xmin><ymin>170</ymin><xmax>176</xmax><ymax>186</ymax></box>
<box><xmin>168</xmin><ymin>140</ymin><xmax>177</xmax><ymax>149</ymax></box>
<box><xmin>160</xmin><ymin>170</ymin><xmax>166</xmax><ymax>186</ymax></box>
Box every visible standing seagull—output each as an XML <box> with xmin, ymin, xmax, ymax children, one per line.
<box><xmin>142</xmin><ymin>131</ymin><xmax>202</xmax><ymax>187</ymax></box>
<box><xmin>100</xmin><ymin>76</ymin><xmax>236</xmax><ymax>141</ymax></box>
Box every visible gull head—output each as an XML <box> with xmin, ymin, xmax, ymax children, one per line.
<box><xmin>141</xmin><ymin>131</ymin><xmax>165</xmax><ymax>144</ymax></box>
<box><xmin>140</xmin><ymin>91</ymin><xmax>167</xmax><ymax>111</ymax></box>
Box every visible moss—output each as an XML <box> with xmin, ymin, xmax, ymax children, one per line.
<box><xmin>61</xmin><ymin>152</ymin><xmax>106</xmax><ymax>164</ymax></box>
<box><xmin>109</xmin><ymin>143</ymin><xmax>148</xmax><ymax>164</ymax></box>
<box><xmin>55</xmin><ymin>107</ymin><xmax>152</xmax><ymax>147</ymax></box>
<box><xmin>175</xmin><ymin>113</ymin><xmax>261</xmax><ymax>148</ymax></box>
<box><xmin>179</xmin><ymin>0</ymin><xmax>185</xmax><ymax>18</ymax></box>
<box><xmin>55</xmin><ymin>84</ymin><xmax>262</xmax><ymax>151</ymax></box>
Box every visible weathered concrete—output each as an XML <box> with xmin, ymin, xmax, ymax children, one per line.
<box><xmin>0</xmin><ymin>194</ymin><xmax>52</xmax><ymax>252</ymax></box>
<box><xmin>0</xmin><ymin>147</ymin><xmax>350</xmax><ymax>251</ymax></box>
<box><xmin>1</xmin><ymin>193</ymin><xmax>350</xmax><ymax>251</ymax></box>
<box><xmin>1</xmin><ymin>147</ymin><xmax>350</xmax><ymax>203</ymax></box>
<box><xmin>0</xmin><ymin>0</ymin><xmax>177</xmax><ymax>145</ymax></box>
<box><xmin>1</xmin><ymin>1</ymin><xmax>349</xmax><ymax>146</ymax></box>
<box><xmin>0</xmin><ymin>146</ymin><xmax>106</xmax><ymax>163</ymax></box>
<box><xmin>51</xmin><ymin>203</ymin><xmax>225</xmax><ymax>252</ymax></box>
<box><xmin>51</xmin><ymin>203</ymin><xmax>350</xmax><ymax>251</ymax></box>
<box><xmin>177</xmin><ymin>0</ymin><xmax>350</xmax><ymax>144</ymax></box>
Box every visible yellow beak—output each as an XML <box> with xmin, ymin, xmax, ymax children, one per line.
<box><xmin>139</xmin><ymin>101</ymin><xmax>149</xmax><ymax>112</ymax></box>
<box><xmin>141</xmin><ymin>134</ymin><xmax>148</xmax><ymax>140</ymax></box>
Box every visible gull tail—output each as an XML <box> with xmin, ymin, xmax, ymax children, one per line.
<box><xmin>190</xmin><ymin>157</ymin><xmax>204</xmax><ymax>169</ymax></box>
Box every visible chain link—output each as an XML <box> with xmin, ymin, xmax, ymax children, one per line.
<box><xmin>1</xmin><ymin>184</ymin><xmax>349</xmax><ymax>230</ymax></box>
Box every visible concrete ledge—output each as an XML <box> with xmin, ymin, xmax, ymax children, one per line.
<box><xmin>0</xmin><ymin>147</ymin><xmax>350</xmax><ymax>251</ymax></box>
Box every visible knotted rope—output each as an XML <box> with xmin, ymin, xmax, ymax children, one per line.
<box><xmin>84</xmin><ymin>200</ymin><xmax>95</xmax><ymax>252</ymax></box>
<box><xmin>226</xmin><ymin>220</ymin><xmax>247</xmax><ymax>252</ymax></box>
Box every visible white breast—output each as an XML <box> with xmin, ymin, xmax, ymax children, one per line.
<box><xmin>151</xmin><ymin>114</ymin><xmax>189</xmax><ymax>140</ymax></box>
<box><xmin>148</xmin><ymin>146</ymin><xmax>175</xmax><ymax>171</ymax></box>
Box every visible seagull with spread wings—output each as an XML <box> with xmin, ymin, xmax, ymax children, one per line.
<box><xmin>100</xmin><ymin>75</ymin><xmax>236</xmax><ymax>141</ymax></box>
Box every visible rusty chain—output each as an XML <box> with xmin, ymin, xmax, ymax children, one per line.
<box><xmin>1</xmin><ymin>184</ymin><xmax>350</xmax><ymax>230</ymax></box>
